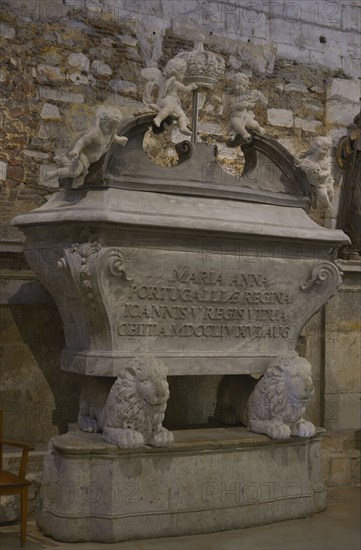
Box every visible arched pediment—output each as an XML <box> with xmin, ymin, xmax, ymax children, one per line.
<box><xmin>76</xmin><ymin>114</ymin><xmax>313</xmax><ymax>211</ymax></box>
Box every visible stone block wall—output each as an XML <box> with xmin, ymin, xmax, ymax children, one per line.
<box><xmin>324</xmin><ymin>261</ymin><xmax>361</xmax><ymax>431</ymax></box>
<box><xmin>321</xmin><ymin>429</ymin><xmax>360</xmax><ymax>488</ymax></box>
<box><xmin>1</xmin><ymin>0</ymin><xmax>360</xmax><ymax>238</ymax></box>
<box><xmin>0</xmin><ymin>247</ymin><xmax>85</xmax><ymax>444</ymax></box>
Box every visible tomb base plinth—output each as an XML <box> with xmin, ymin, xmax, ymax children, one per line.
<box><xmin>38</xmin><ymin>427</ymin><xmax>326</xmax><ymax>543</ymax></box>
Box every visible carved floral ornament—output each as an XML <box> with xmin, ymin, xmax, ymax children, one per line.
<box><xmin>57</xmin><ymin>238</ymin><xmax>132</xmax><ymax>310</ymax></box>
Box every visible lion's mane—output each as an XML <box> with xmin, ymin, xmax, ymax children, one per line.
<box><xmin>247</xmin><ymin>355</ymin><xmax>314</xmax><ymax>425</ymax></box>
<box><xmin>103</xmin><ymin>356</ymin><xmax>169</xmax><ymax>439</ymax></box>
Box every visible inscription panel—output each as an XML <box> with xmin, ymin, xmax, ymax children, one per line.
<box><xmin>120</xmin><ymin>270</ymin><xmax>292</xmax><ymax>343</ymax></box>
<box><xmin>57</xmin><ymin>243</ymin><xmax>340</xmax><ymax>375</ymax></box>
<box><xmin>110</xmin><ymin>249</ymin><xmax>312</xmax><ymax>355</ymax></box>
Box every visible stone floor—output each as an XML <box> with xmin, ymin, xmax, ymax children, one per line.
<box><xmin>1</xmin><ymin>486</ymin><xmax>360</xmax><ymax>549</ymax></box>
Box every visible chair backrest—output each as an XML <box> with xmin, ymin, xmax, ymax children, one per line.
<box><xmin>0</xmin><ymin>409</ymin><xmax>3</xmax><ymax>470</ymax></box>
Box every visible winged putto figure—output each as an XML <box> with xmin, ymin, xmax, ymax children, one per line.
<box><xmin>47</xmin><ymin>106</ymin><xmax>128</xmax><ymax>188</ymax></box>
<box><xmin>140</xmin><ymin>58</ymin><xmax>197</xmax><ymax>136</ymax></box>
<box><xmin>228</xmin><ymin>72</ymin><xmax>268</xmax><ymax>141</ymax></box>
<box><xmin>295</xmin><ymin>136</ymin><xmax>336</xmax><ymax>217</ymax></box>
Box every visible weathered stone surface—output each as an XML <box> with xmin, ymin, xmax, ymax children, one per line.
<box><xmin>342</xmin><ymin>4</ymin><xmax>361</xmax><ymax>32</ymax></box>
<box><xmin>326</xmin><ymin>78</ymin><xmax>360</xmax><ymax>104</ymax></box>
<box><xmin>0</xmin><ymin>161</ymin><xmax>7</xmax><ymax>181</ymax></box>
<box><xmin>198</xmin><ymin>122</ymin><xmax>223</xmax><ymax>136</ymax></box>
<box><xmin>349</xmin><ymin>449</ymin><xmax>361</xmax><ymax>485</ymax></box>
<box><xmin>326</xmin><ymin>101</ymin><xmax>359</xmax><ymax>126</ymax></box>
<box><xmin>40</xmin><ymin>103</ymin><xmax>61</xmax><ymax>121</ymax></box>
<box><xmin>37</xmin><ymin>429</ymin><xmax>326</xmax><ymax>542</ymax></box>
<box><xmin>38</xmin><ymin>121</ymin><xmax>61</xmax><ymax>140</ymax></box>
<box><xmin>321</xmin><ymin>429</ymin><xmax>360</xmax><ymax>488</ymax></box>
<box><xmin>39</xmin><ymin>86</ymin><xmax>84</xmax><ymax>104</ymax></box>
<box><xmin>37</xmin><ymin>64</ymin><xmax>65</xmax><ymax>81</ymax></box>
<box><xmin>329</xmin><ymin>453</ymin><xmax>351</xmax><ymax>486</ymax></box>
<box><xmin>0</xmin><ymin>301</ymin><xmax>83</xmax><ymax>444</ymax></box>
<box><xmin>109</xmin><ymin>79</ymin><xmax>137</xmax><ymax>94</ymax></box>
<box><xmin>305</xmin><ymin>104</ymin><xmax>323</xmax><ymax>114</ymax></box>
<box><xmin>0</xmin><ymin>22</ymin><xmax>15</xmax><ymax>39</ymax></box>
<box><xmin>117</xmin><ymin>34</ymin><xmax>138</xmax><ymax>47</ymax></box>
<box><xmin>91</xmin><ymin>60</ymin><xmax>112</xmax><ymax>76</ymax></box>
<box><xmin>270</xmin><ymin>18</ymin><xmax>358</xmax><ymax>74</ymax></box>
<box><xmin>267</xmin><ymin>108</ymin><xmax>293</xmax><ymax>127</ymax></box>
<box><xmin>285</xmin><ymin>82</ymin><xmax>308</xmax><ymax>94</ymax></box>
<box><xmin>325</xmin><ymin>333</ymin><xmax>361</xmax><ymax>394</ymax></box>
<box><xmin>67</xmin><ymin>52</ymin><xmax>90</xmax><ymax>72</ymax></box>
<box><xmin>311</xmin><ymin>85</ymin><xmax>323</xmax><ymax>94</ymax></box>
<box><xmin>324</xmin><ymin>394</ymin><xmax>361</xmax><ymax>431</ymax></box>
<box><xmin>41</xmin><ymin>51</ymin><xmax>62</xmax><ymax>65</ymax></box>
<box><xmin>69</xmin><ymin>72</ymin><xmax>88</xmax><ymax>85</ymax></box>
<box><xmin>276</xmin><ymin>43</ymin><xmax>312</xmax><ymax>66</ymax></box>
<box><xmin>23</xmin><ymin>150</ymin><xmax>50</xmax><ymax>160</ymax></box>
<box><xmin>323</xmin><ymin>261</ymin><xmax>361</xmax><ymax>430</ymax></box>
<box><xmin>294</xmin><ymin>117</ymin><xmax>323</xmax><ymax>133</ymax></box>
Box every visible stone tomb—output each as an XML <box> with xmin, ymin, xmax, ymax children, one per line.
<box><xmin>13</xmin><ymin>114</ymin><xmax>349</xmax><ymax>541</ymax></box>
<box><xmin>14</xmin><ymin>116</ymin><xmax>346</xmax><ymax>378</ymax></box>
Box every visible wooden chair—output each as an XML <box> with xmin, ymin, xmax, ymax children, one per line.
<box><xmin>0</xmin><ymin>410</ymin><xmax>33</xmax><ymax>547</ymax></box>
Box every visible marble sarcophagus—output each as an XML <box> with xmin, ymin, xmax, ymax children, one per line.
<box><xmin>13</xmin><ymin>114</ymin><xmax>348</xmax><ymax>378</ymax></box>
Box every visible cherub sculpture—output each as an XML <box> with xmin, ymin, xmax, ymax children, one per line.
<box><xmin>141</xmin><ymin>58</ymin><xmax>197</xmax><ymax>136</ymax></box>
<box><xmin>228</xmin><ymin>72</ymin><xmax>268</xmax><ymax>141</ymax></box>
<box><xmin>47</xmin><ymin>106</ymin><xmax>128</xmax><ymax>188</ymax></box>
<box><xmin>296</xmin><ymin>137</ymin><xmax>336</xmax><ymax>217</ymax></box>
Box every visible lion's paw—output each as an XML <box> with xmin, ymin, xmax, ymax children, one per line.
<box><xmin>103</xmin><ymin>427</ymin><xmax>144</xmax><ymax>448</ymax></box>
<box><xmin>78</xmin><ymin>415</ymin><xmax>100</xmax><ymax>433</ymax></box>
<box><xmin>266</xmin><ymin>423</ymin><xmax>291</xmax><ymax>439</ymax></box>
<box><xmin>148</xmin><ymin>427</ymin><xmax>174</xmax><ymax>447</ymax></box>
<box><xmin>117</xmin><ymin>429</ymin><xmax>144</xmax><ymax>448</ymax></box>
<box><xmin>291</xmin><ymin>420</ymin><xmax>316</xmax><ymax>438</ymax></box>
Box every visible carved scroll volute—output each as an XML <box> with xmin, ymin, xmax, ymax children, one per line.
<box><xmin>300</xmin><ymin>261</ymin><xmax>342</xmax><ymax>295</ymax></box>
<box><xmin>55</xmin><ymin>242</ymin><xmax>133</xmax><ymax>352</ymax></box>
<box><xmin>292</xmin><ymin>260</ymin><xmax>342</xmax><ymax>337</ymax></box>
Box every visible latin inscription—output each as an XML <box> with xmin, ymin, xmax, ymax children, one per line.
<box><xmin>119</xmin><ymin>268</ymin><xmax>293</xmax><ymax>340</ymax></box>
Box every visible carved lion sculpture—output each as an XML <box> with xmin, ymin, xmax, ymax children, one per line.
<box><xmin>78</xmin><ymin>356</ymin><xmax>174</xmax><ymax>448</ymax></box>
<box><xmin>214</xmin><ymin>355</ymin><xmax>316</xmax><ymax>439</ymax></box>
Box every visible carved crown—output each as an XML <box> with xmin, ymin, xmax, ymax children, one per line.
<box><xmin>175</xmin><ymin>34</ymin><xmax>225</xmax><ymax>88</ymax></box>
